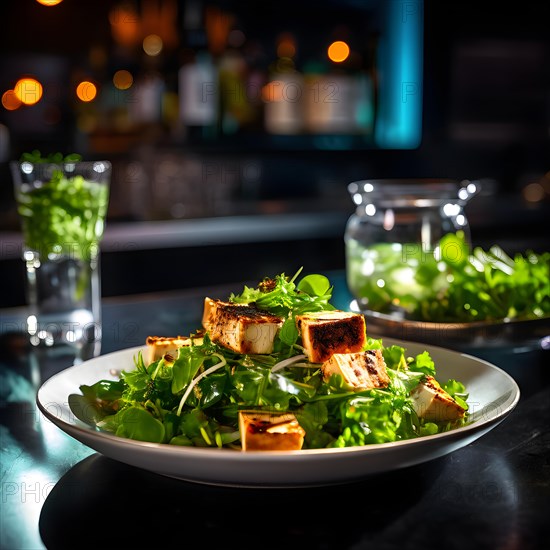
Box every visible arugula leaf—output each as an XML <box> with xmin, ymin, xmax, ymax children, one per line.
<box><xmin>68</xmin><ymin>378</ymin><xmax>125</xmax><ymax>425</ymax></box>
<box><xmin>408</xmin><ymin>351</ymin><xmax>436</xmax><ymax>377</ymax></box>
<box><xmin>443</xmin><ymin>379</ymin><xmax>469</xmax><ymax>411</ymax></box>
<box><xmin>296</xmin><ymin>401</ymin><xmax>335</xmax><ymax>448</ymax></box>
<box><xmin>297</xmin><ymin>273</ymin><xmax>331</xmax><ymax>297</ymax></box>
<box><xmin>171</xmin><ymin>349</ymin><xmax>206</xmax><ymax>394</ymax></box>
<box><xmin>114</xmin><ymin>406</ymin><xmax>165</xmax><ymax>443</ymax></box>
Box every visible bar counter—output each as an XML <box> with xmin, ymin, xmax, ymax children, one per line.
<box><xmin>1</xmin><ymin>272</ymin><xmax>549</xmax><ymax>550</ymax></box>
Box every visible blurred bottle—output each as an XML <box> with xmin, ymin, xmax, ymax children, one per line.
<box><xmin>130</xmin><ymin>71</ymin><xmax>165</xmax><ymax>124</ymax></box>
<box><xmin>263</xmin><ymin>33</ymin><xmax>304</xmax><ymax>135</ymax></box>
<box><xmin>304</xmin><ymin>38</ymin><xmax>373</xmax><ymax>135</ymax></box>
<box><xmin>242</xmin><ymin>39</ymin><xmax>268</xmax><ymax>133</ymax></box>
<box><xmin>218</xmin><ymin>48</ymin><xmax>250</xmax><ymax>135</ymax></box>
<box><xmin>178</xmin><ymin>51</ymin><xmax>218</xmax><ymax>133</ymax></box>
<box><xmin>178</xmin><ymin>0</ymin><xmax>218</xmax><ymax>139</ymax></box>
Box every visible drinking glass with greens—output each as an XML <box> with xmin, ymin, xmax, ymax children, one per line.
<box><xmin>11</xmin><ymin>151</ymin><xmax>111</xmax><ymax>362</ymax></box>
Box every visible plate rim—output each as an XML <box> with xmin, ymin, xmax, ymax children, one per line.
<box><xmin>356</xmin><ymin>303</ymin><xmax>550</xmax><ymax>330</ymax></box>
<box><xmin>36</xmin><ymin>339</ymin><xmax>521</xmax><ymax>460</ymax></box>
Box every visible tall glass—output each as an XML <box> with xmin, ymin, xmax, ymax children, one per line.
<box><xmin>10</xmin><ymin>160</ymin><xmax>111</xmax><ymax>362</ymax></box>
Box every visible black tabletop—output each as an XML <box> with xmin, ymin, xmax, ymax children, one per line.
<box><xmin>1</xmin><ymin>272</ymin><xmax>549</xmax><ymax>550</ymax></box>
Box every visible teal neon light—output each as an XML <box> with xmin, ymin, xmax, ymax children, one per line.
<box><xmin>375</xmin><ymin>0</ymin><xmax>424</xmax><ymax>149</ymax></box>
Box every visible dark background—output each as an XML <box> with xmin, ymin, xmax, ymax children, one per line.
<box><xmin>0</xmin><ymin>0</ymin><xmax>549</xmax><ymax>307</ymax></box>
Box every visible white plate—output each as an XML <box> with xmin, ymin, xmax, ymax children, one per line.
<box><xmin>37</xmin><ymin>340</ymin><xmax>520</xmax><ymax>488</ymax></box>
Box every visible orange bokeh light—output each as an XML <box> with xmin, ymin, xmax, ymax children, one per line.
<box><xmin>76</xmin><ymin>81</ymin><xmax>97</xmax><ymax>102</ymax></box>
<box><xmin>113</xmin><ymin>70</ymin><xmax>133</xmax><ymax>90</ymax></box>
<box><xmin>14</xmin><ymin>78</ymin><xmax>43</xmax><ymax>105</ymax></box>
<box><xmin>327</xmin><ymin>41</ymin><xmax>350</xmax><ymax>63</ymax></box>
<box><xmin>143</xmin><ymin>34</ymin><xmax>163</xmax><ymax>56</ymax></box>
<box><xmin>35</xmin><ymin>0</ymin><xmax>64</xmax><ymax>5</ymax></box>
<box><xmin>2</xmin><ymin>90</ymin><xmax>22</xmax><ymax>111</ymax></box>
<box><xmin>277</xmin><ymin>33</ymin><xmax>296</xmax><ymax>59</ymax></box>
<box><xmin>109</xmin><ymin>5</ymin><xmax>141</xmax><ymax>48</ymax></box>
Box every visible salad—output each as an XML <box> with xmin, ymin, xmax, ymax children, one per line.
<box><xmin>69</xmin><ymin>269</ymin><xmax>469</xmax><ymax>451</ymax></box>
<box><xmin>346</xmin><ymin>231</ymin><xmax>550</xmax><ymax>323</ymax></box>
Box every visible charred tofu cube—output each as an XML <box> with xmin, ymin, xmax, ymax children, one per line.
<box><xmin>410</xmin><ymin>376</ymin><xmax>466</xmax><ymax>422</ymax></box>
<box><xmin>295</xmin><ymin>310</ymin><xmax>367</xmax><ymax>363</ymax></box>
<box><xmin>238</xmin><ymin>411</ymin><xmax>306</xmax><ymax>451</ymax></box>
<box><xmin>202</xmin><ymin>298</ymin><xmax>283</xmax><ymax>354</ymax></box>
<box><xmin>145</xmin><ymin>335</ymin><xmax>203</xmax><ymax>365</ymax></box>
<box><xmin>322</xmin><ymin>349</ymin><xmax>390</xmax><ymax>391</ymax></box>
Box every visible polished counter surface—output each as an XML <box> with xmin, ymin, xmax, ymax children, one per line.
<box><xmin>1</xmin><ymin>273</ymin><xmax>549</xmax><ymax>549</ymax></box>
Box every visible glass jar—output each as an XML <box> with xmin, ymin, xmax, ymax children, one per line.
<box><xmin>345</xmin><ymin>179</ymin><xmax>479</xmax><ymax>316</ymax></box>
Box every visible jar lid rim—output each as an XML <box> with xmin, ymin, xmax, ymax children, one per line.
<box><xmin>348</xmin><ymin>179</ymin><xmax>460</xmax><ymax>197</ymax></box>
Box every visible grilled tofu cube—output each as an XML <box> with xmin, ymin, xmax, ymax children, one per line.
<box><xmin>145</xmin><ymin>335</ymin><xmax>203</xmax><ymax>365</ymax></box>
<box><xmin>202</xmin><ymin>298</ymin><xmax>283</xmax><ymax>354</ymax></box>
<box><xmin>410</xmin><ymin>375</ymin><xmax>466</xmax><ymax>422</ymax></box>
<box><xmin>295</xmin><ymin>310</ymin><xmax>367</xmax><ymax>363</ymax></box>
<box><xmin>238</xmin><ymin>411</ymin><xmax>306</xmax><ymax>451</ymax></box>
<box><xmin>322</xmin><ymin>349</ymin><xmax>390</xmax><ymax>391</ymax></box>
